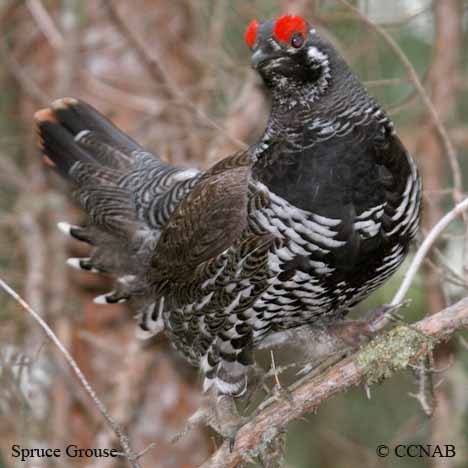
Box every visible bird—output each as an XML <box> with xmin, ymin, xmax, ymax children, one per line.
<box><xmin>34</xmin><ymin>14</ymin><xmax>421</xmax><ymax>427</ymax></box>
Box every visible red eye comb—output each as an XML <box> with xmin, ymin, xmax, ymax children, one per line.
<box><xmin>273</xmin><ymin>15</ymin><xmax>307</xmax><ymax>44</ymax></box>
<box><xmin>245</xmin><ymin>20</ymin><xmax>259</xmax><ymax>48</ymax></box>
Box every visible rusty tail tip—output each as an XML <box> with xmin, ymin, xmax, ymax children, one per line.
<box><xmin>42</xmin><ymin>155</ymin><xmax>56</xmax><ymax>167</ymax></box>
<box><xmin>52</xmin><ymin>97</ymin><xmax>79</xmax><ymax>109</ymax></box>
<box><xmin>33</xmin><ymin>109</ymin><xmax>49</xmax><ymax>151</ymax></box>
<box><xmin>33</xmin><ymin>108</ymin><xmax>57</xmax><ymax>167</ymax></box>
<box><xmin>33</xmin><ymin>107</ymin><xmax>56</xmax><ymax>123</ymax></box>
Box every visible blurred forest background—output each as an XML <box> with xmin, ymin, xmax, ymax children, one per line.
<box><xmin>0</xmin><ymin>0</ymin><xmax>468</xmax><ymax>467</ymax></box>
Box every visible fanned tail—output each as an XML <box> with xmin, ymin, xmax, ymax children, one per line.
<box><xmin>34</xmin><ymin>97</ymin><xmax>202</xmax><ymax>345</ymax></box>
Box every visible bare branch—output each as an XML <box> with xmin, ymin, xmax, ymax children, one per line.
<box><xmin>103</xmin><ymin>0</ymin><xmax>247</xmax><ymax>150</ymax></box>
<box><xmin>0</xmin><ymin>278</ymin><xmax>143</xmax><ymax>468</ymax></box>
<box><xmin>200</xmin><ymin>297</ymin><xmax>468</xmax><ymax>468</ymax></box>
<box><xmin>89</xmin><ymin>339</ymin><xmax>156</xmax><ymax>468</ymax></box>
<box><xmin>0</xmin><ymin>39</ymin><xmax>49</xmax><ymax>106</ymax></box>
<box><xmin>18</xmin><ymin>213</ymin><xmax>46</xmax><ymax>316</ymax></box>
<box><xmin>391</xmin><ymin>197</ymin><xmax>468</xmax><ymax>307</ymax></box>
<box><xmin>0</xmin><ymin>151</ymin><xmax>28</xmax><ymax>189</ymax></box>
<box><xmin>26</xmin><ymin>0</ymin><xmax>64</xmax><ymax>49</ymax></box>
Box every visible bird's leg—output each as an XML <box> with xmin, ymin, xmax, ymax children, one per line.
<box><xmin>243</xmin><ymin>364</ymin><xmax>271</xmax><ymax>409</ymax></box>
<box><xmin>287</xmin><ymin>303</ymin><xmax>409</xmax><ymax>379</ymax></box>
<box><xmin>211</xmin><ymin>393</ymin><xmax>249</xmax><ymax>450</ymax></box>
<box><xmin>171</xmin><ymin>387</ymin><xmax>248</xmax><ymax>450</ymax></box>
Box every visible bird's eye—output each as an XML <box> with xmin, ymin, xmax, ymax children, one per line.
<box><xmin>291</xmin><ymin>32</ymin><xmax>305</xmax><ymax>48</ymax></box>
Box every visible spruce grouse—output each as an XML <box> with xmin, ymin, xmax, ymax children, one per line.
<box><xmin>34</xmin><ymin>15</ymin><xmax>421</xmax><ymax>398</ymax></box>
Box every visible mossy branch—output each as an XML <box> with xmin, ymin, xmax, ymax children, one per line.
<box><xmin>201</xmin><ymin>297</ymin><xmax>468</xmax><ymax>468</ymax></box>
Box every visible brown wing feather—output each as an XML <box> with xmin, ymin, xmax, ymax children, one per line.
<box><xmin>152</xmin><ymin>152</ymin><xmax>253</xmax><ymax>279</ymax></box>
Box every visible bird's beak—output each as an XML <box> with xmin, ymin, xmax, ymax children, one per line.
<box><xmin>251</xmin><ymin>48</ymin><xmax>270</xmax><ymax>69</ymax></box>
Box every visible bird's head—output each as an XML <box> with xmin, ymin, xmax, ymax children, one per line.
<box><xmin>245</xmin><ymin>15</ymin><xmax>333</xmax><ymax>97</ymax></box>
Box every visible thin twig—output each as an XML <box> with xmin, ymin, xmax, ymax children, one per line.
<box><xmin>0</xmin><ymin>151</ymin><xmax>28</xmax><ymax>189</ymax></box>
<box><xmin>102</xmin><ymin>0</ymin><xmax>175</xmax><ymax>97</ymax></box>
<box><xmin>18</xmin><ymin>213</ymin><xmax>46</xmax><ymax>316</ymax></box>
<box><xmin>103</xmin><ymin>0</ymin><xmax>247</xmax><ymax>150</ymax></box>
<box><xmin>364</xmin><ymin>77</ymin><xmax>409</xmax><ymax>88</ymax></box>
<box><xmin>26</xmin><ymin>0</ymin><xmax>64</xmax><ymax>49</ymax></box>
<box><xmin>0</xmin><ymin>39</ymin><xmax>49</xmax><ymax>106</ymax></box>
<box><xmin>84</xmin><ymin>73</ymin><xmax>166</xmax><ymax>115</ymax></box>
<box><xmin>0</xmin><ymin>1</ymin><xmax>49</xmax><ymax>104</ymax></box>
<box><xmin>391</xmin><ymin>197</ymin><xmax>468</xmax><ymax>306</ymax></box>
<box><xmin>408</xmin><ymin>354</ymin><xmax>436</xmax><ymax>416</ymax></box>
<box><xmin>0</xmin><ymin>279</ymin><xmax>143</xmax><ymax>468</ymax></box>
<box><xmin>337</xmin><ymin>0</ymin><xmax>463</xmax><ymax>205</ymax></box>
<box><xmin>90</xmin><ymin>339</ymin><xmax>156</xmax><ymax>468</ymax></box>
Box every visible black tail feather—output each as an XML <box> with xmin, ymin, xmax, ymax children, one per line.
<box><xmin>35</xmin><ymin>113</ymin><xmax>96</xmax><ymax>177</ymax></box>
<box><xmin>34</xmin><ymin>97</ymin><xmax>142</xmax><ymax>179</ymax></box>
<box><xmin>51</xmin><ymin>98</ymin><xmax>141</xmax><ymax>154</ymax></box>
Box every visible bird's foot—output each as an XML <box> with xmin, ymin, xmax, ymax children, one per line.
<box><xmin>171</xmin><ymin>390</ymin><xmax>247</xmax><ymax>451</ymax></box>
<box><xmin>326</xmin><ymin>319</ymin><xmax>374</xmax><ymax>349</ymax></box>
<box><xmin>363</xmin><ymin>301</ymin><xmax>411</xmax><ymax>331</ymax></box>
<box><xmin>328</xmin><ymin>301</ymin><xmax>410</xmax><ymax>349</ymax></box>
<box><xmin>211</xmin><ymin>394</ymin><xmax>248</xmax><ymax>451</ymax></box>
